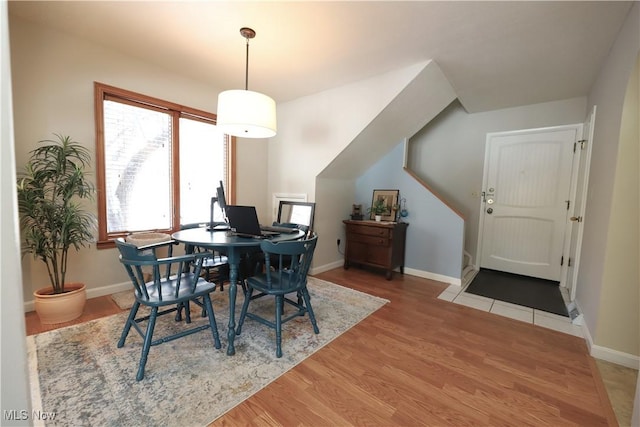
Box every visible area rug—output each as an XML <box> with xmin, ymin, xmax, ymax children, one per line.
<box><xmin>28</xmin><ymin>277</ymin><xmax>388</xmax><ymax>426</ymax></box>
<box><xmin>466</xmin><ymin>268</ymin><xmax>568</xmax><ymax>316</ymax></box>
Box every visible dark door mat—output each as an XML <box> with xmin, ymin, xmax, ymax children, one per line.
<box><xmin>466</xmin><ymin>269</ymin><xmax>568</xmax><ymax>317</ymax></box>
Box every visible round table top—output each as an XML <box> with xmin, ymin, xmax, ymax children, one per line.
<box><xmin>171</xmin><ymin>227</ymin><xmax>305</xmax><ymax>249</ymax></box>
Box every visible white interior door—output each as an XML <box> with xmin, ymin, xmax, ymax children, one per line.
<box><xmin>566</xmin><ymin>107</ymin><xmax>596</xmax><ymax>299</ymax></box>
<box><xmin>479</xmin><ymin>127</ymin><xmax>578</xmax><ymax>281</ymax></box>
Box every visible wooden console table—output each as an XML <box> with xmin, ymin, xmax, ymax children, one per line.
<box><xmin>343</xmin><ymin>220</ymin><xmax>408</xmax><ymax>280</ymax></box>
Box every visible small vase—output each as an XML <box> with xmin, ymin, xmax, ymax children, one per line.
<box><xmin>34</xmin><ymin>283</ymin><xmax>86</xmax><ymax>324</ymax></box>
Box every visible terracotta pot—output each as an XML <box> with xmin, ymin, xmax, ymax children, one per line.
<box><xmin>34</xmin><ymin>283</ymin><xmax>86</xmax><ymax>324</ymax></box>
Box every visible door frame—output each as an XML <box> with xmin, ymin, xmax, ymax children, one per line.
<box><xmin>475</xmin><ymin>123</ymin><xmax>585</xmax><ymax>290</ymax></box>
<box><xmin>566</xmin><ymin>106</ymin><xmax>597</xmax><ymax>300</ymax></box>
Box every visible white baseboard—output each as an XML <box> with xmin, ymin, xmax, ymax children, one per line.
<box><xmin>582</xmin><ymin>322</ymin><xmax>640</xmax><ymax>369</ymax></box>
<box><xmin>310</xmin><ymin>260</ymin><xmax>344</xmax><ymax>275</ymax></box>
<box><xmin>577</xmin><ymin>302</ymin><xmax>639</xmax><ymax>370</ymax></box>
<box><xmin>311</xmin><ymin>261</ymin><xmax>461</xmax><ymax>287</ymax></box>
<box><xmin>23</xmin><ymin>281</ymin><xmax>131</xmax><ymax>313</ymax></box>
<box><xmin>590</xmin><ymin>344</ymin><xmax>640</xmax><ymax>370</ymax></box>
<box><xmin>403</xmin><ymin>267</ymin><xmax>461</xmax><ymax>286</ymax></box>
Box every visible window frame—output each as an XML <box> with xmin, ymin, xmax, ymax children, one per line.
<box><xmin>94</xmin><ymin>82</ymin><xmax>235</xmax><ymax>248</ymax></box>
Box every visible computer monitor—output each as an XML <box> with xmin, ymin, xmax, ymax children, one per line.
<box><xmin>208</xmin><ymin>181</ymin><xmax>229</xmax><ymax>230</ymax></box>
<box><xmin>216</xmin><ymin>180</ymin><xmax>227</xmax><ymax>217</ymax></box>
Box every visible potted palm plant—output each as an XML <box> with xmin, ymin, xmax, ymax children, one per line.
<box><xmin>17</xmin><ymin>134</ymin><xmax>96</xmax><ymax>324</ymax></box>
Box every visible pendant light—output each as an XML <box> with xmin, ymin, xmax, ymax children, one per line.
<box><xmin>217</xmin><ymin>27</ymin><xmax>277</xmax><ymax>138</ymax></box>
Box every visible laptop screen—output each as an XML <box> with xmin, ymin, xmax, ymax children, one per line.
<box><xmin>225</xmin><ymin>205</ymin><xmax>263</xmax><ymax>236</ymax></box>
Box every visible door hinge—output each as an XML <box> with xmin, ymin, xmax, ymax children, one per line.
<box><xmin>568</xmin><ymin>257</ymin><xmax>572</xmax><ymax>267</ymax></box>
<box><xmin>561</xmin><ymin>255</ymin><xmax>564</xmax><ymax>266</ymax></box>
<box><xmin>566</xmin><ymin>200</ymin><xmax>570</xmax><ymax>211</ymax></box>
<box><xmin>574</xmin><ymin>140</ymin><xmax>587</xmax><ymax>152</ymax></box>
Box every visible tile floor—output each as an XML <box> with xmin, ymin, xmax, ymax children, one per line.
<box><xmin>438</xmin><ymin>284</ymin><xmax>583</xmax><ymax>337</ymax></box>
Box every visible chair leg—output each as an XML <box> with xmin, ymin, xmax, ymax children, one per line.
<box><xmin>137</xmin><ymin>306</ymin><xmax>158</xmax><ymax>381</ymax></box>
<box><xmin>296</xmin><ymin>290</ymin><xmax>303</xmax><ymax>309</ymax></box>
<box><xmin>118</xmin><ymin>301</ymin><xmax>140</xmax><ymax>348</ymax></box>
<box><xmin>300</xmin><ymin>287</ymin><xmax>319</xmax><ymax>334</ymax></box>
<box><xmin>275</xmin><ymin>294</ymin><xmax>283</xmax><ymax>358</ymax></box>
<box><xmin>184</xmin><ymin>301</ymin><xmax>192</xmax><ymax>324</ymax></box>
<box><xmin>236</xmin><ymin>287</ymin><xmax>253</xmax><ymax>335</ymax></box>
<box><xmin>175</xmin><ymin>304</ymin><xmax>182</xmax><ymax>321</ymax></box>
<box><xmin>175</xmin><ymin>301</ymin><xmax>193</xmax><ymax>323</ymax></box>
<box><xmin>203</xmin><ymin>294</ymin><xmax>221</xmax><ymax>349</ymax></box>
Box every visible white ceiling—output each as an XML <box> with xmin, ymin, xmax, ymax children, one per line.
<box><xmin>8</xmin><ymin>1</ymin><xmax>633</xmax><ymax>112</ymax></box>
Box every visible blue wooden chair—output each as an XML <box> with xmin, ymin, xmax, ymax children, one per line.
<box><xmin>236</xmin><ymin>234</ymin><xmax>319</xmax><ymax>357</ymax></box>
<box><xmin>179</xmin><ymin>223</ymin><xmax>230</xmax><ymax>290</ymax></box>
<box><xmin>115</xmin><ymin>238</ymin><xmax>221</xmax><ymax>380</ymax></box>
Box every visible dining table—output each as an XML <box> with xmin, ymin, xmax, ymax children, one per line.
<box><xmin>171</xmin><ymin>226</ymin><xmax>305</xmax><ymax>355</ymax></box>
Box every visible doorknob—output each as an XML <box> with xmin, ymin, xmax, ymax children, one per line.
<box><xmin>570</xmin><ymin>216</ymin><xmax>582</xmax><ymax>222</ymax></box>
<box><xmin>486</xmin><ymin>208</ymin><xmax>493</xmax><ymax>214</ymax></box>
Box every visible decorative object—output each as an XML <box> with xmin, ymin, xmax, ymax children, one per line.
<box><xmin>368</xmin><ymin>189</ymin><xmax>399</xmax><ymax>221</ymax></box>
<box><xmin>217</xmin><ymin>27</ymin><xmax>277</xmax><ymax>139</ymax></box>
<box><xmin>350</xmin><ymin>204</ymin><xmax>363</xmax><ymax>220</ymax></box>
<box><xmin>17</xmin><ymin>134</ymin><xmax>96</xmax><ymax>324</ymax></box>
<box><xmin>29</xmin><ymin>278</ymin><xmax>388</xmax><ymax>426</ymax></box>
<box><xmin>33</xmin><ymin>283</ymin><xmax>86</xmax><ymax>324</ymax></box>
<box><xmin>368</xmin><ymin>199</ymin><xmax>386</xmax><ymax>221</ymax></box>
<box><xmin>398</xmin><ymin>197</ymin><xmax>409</xmax><ymax>222</ymax></box>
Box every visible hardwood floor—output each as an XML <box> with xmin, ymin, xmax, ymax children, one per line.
<box><xmin>26</xmin><ymin>268</ymin><xmax>620</xmax><ymax>426</ymax></box>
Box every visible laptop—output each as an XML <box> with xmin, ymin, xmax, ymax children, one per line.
<box><xmin>226</xmin><ymin>205</ymin><xmax>281</xmax><ymax>238</ymax></box>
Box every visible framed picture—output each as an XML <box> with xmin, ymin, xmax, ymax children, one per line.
<box><xmin>370</xmin><ymin>189</ymin><xmax>399</xmax><ymax>221</ymax></box>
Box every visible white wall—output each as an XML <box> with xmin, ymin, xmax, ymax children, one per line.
<box><xmin>596</xmin><ymin>53</ymin><xmax>638</xmax><ymax>356</ymax></box>
<box><xmin>269</xmin><ymin>63</ymin><xmax>430</xmax><ymax>270</ymax></box>
<box><xmin>408</xmin><ymin>97</ymin><xmax>587</xmax><ymax>263</ymax></box>
<box><xmin>579</xmin><ymin>2</ymin><xmax>639</xmax><ymax>358</ymax></box>
<box><xmin>1</xmin><ymin>2</ymin><xmax>31</xmax><ymax>421</ymax></box>
<box><xmin>235</xmin><ymin>138</ymin><xmax>268</xmax><ymax>221</ymax></box>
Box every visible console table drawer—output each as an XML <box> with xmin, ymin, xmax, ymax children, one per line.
<box><xmin>347</xmin><ymin>224</ymin><xmax>390</xmax><ymax>238</ymax></box>
<box><xmin>348</xmin><ymin>233</ymin><xmax>389</xmax><ymax>246</ymax></box>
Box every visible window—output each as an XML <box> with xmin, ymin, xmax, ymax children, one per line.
<box><xmin>95</xmin><ymin>82</ymin><xmax>234</xmax><ymax>247</ymax></box>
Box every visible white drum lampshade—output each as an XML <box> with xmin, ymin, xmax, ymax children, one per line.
<box><xmin>217</xmin><ymin>89</ymin><xmax>277</xmax><ymax>138</ymax></box>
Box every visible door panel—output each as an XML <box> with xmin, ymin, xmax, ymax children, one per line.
<box><xmin>480</xmin><ymin>128</ymin><xmax>577</xmax><ymax>281</ymax></box>
<box><xmin>566</xmin><ymin>107</ymin><xmax>595</xmax><ymax>299</ymax></box>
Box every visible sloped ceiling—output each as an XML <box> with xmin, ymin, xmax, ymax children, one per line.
<box><xmin>319</xmin><ymin>60</ymin><xmax>457</xmax><ymax>179</ymax></box>
<box><xmin>8</xmin><ymin>1</ymin><xmax>633</xmax><ymax>113</ymax></box>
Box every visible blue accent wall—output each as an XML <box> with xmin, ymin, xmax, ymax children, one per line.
<box><xmin>355</xmin><ymin>142</ymin><xmax>464</xmax><ymax>279</ymax></box>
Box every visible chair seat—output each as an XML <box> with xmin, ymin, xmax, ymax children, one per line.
<box><xmin>135</xmin><ymin>274</ymin><xmax>217</xmax><ymax>305</ymax></box>
<box><xmin>246</xmin><ymin>271</ymin><xmax>303</xmax><ymax>296</ymax></box>
<box><xmin>203</xmin><ymin>255</ymin><xmax>228</xmax><ymax>269</ymax></box>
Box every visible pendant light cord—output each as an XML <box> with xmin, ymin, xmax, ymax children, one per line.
<box><xmin>239</xmin><ymin>27</ymin><xmax>256</xmax><ymax>91</ymax></box>
<box><xmin>244</xmin><ymin>36</ymin><xmax>250</xmax><ymax>90</ymax></box>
